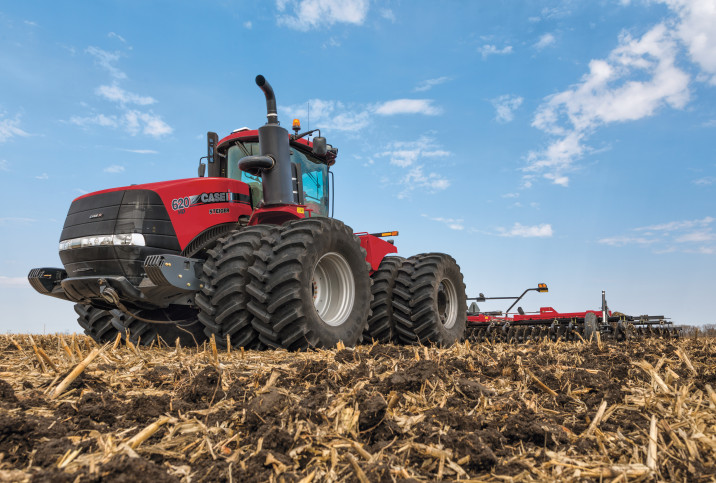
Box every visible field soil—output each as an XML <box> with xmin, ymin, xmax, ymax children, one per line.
<box><xmin>0</xmin><ymin>334</ymin><xmax>714</xmax><ymax>481</ymax></box>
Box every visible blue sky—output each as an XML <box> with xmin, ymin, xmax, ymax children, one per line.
<box><xmin>1</xmin><ymin>0</ymin><xmax>714</xmax><ymax>333</ymax></box>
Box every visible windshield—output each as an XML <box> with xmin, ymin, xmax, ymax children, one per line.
<box><xmin>227</xmin><ymin>142</ymin><xmax>329</xmax><ymax>216</ymax></box>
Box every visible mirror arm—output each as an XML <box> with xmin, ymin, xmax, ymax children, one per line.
<box><xmin>292</xmin><ymin>128</ymin><xmax>321</xmax><ymax>141</ymax></box>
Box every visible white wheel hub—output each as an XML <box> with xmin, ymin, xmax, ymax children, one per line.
<box><xmin>312</xmin><ymin>252</ymin><xmax>355</xmax><ymax>327</ymax></box>
<box><xmin>437</xmin><ymin>278</ymin><xmax>458</xmax><ymax>329</ymax></box>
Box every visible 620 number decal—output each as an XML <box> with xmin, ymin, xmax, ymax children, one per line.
<box><xmin>171</xmin><ymin>197</ymin><xmax>191</xmax><ymax>211</ymax></box>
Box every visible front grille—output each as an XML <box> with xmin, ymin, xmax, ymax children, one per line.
<box><xmin>59</xmin><ymin>189</ymin><xmax>180</xmax><ymax>283</ymax></box>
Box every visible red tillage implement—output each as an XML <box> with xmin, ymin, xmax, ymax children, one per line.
<box><xmin>466</xmin><ymin>284</ymin><xmax>679</xmax><ymax>342</ymax></box>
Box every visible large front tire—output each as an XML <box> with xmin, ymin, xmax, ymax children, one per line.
<box><xmin>111</xmin><ymin>306</ymin><xmax>205</xmax><ymax>347</ymax></box>
<box><xmin>393</xmin><ymin>253</ymin><xmax>467</xmax><ymax>347</ymax></box>
<box><xmin>74</xmin><ymin>304</ymin><xmax>121</xmax><ymax>343</ymax></box>
<box><xmin>195</xmin><ymin>226</ymin><xmax>278</xmax><ymax>350</ymax></box>
<box><xmin>247</xmin><ymin>218</ymin><xmax>372</xmax><ymax>351</ymax></box>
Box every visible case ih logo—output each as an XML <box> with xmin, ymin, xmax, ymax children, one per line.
<box><xmin>89</xmin><ymin>213</ymin><xmax>104</xmax><ymax>219</ymax></box>
<box><xmin>171</xmin><ymin>191</ymin><xmax>251</xmax><ymax>211</ymax></box>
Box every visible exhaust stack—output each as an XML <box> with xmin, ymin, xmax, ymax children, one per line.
<box><xmin>238</xmin><ymin>75</ymin><xmax>295</xmax><ymax>206</ymax></box>
<box><xmin>256</xmin><ymin>75</ymin><xmax>278</xmax><ymax>125</ymax></box>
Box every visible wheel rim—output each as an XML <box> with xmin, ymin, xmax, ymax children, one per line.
<box><xmin>312</xmin><ymin>252</ymin><xmax>355</xmax><ymax>327</ymax></box>
<box><xmin>437</xmin><ymin>278</ymin><xmax>458</xmax><ymax>329</ymax></box>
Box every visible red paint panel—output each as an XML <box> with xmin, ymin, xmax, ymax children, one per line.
<box><xmin>357</xmin><ymin>234</ymin><xmax>399</xmax><ymax>272</ymax></box>
<box><xmin>73</xmin><ymin>178</ymin><xmax>253</xmax><ymax>250</ymax></box>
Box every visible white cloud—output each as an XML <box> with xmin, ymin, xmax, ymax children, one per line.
<box><xmin>86</xmin><ymin>46</ymin><xmax>126</xmax><ymax>80</ymax></box>
<box><xmin>675</xmin><ymin>230</ymin><xmax>716</xmax><ymax>243</ymax></box>
<box><xmin>600</xmin><ymin>216</ymin><xmax>716</xmax><ymax>253</ymax></box>
<box><xmin>70</xmin><ymin>110</ymin><xmax>171</xmax><ymax>138</ymax></box>
<box><xmin>635</xmin><ymin>216</ymin><xmax>713</xmax><ymax>232</ymax></box>
<box><xmin>598</xmin><ymin>236</ymin><xmax>656</xmax><ymax>246</ymax></box>
<box><xmin>491</xmin><ymin>94</ymin><xmax>523</xmax><ymax>123</ymax></box>
<box><xmin>0</xmin><ymin>114</ymin><xmax>29</xmax><ymax>143</ymax></box>
<box><xmin>24</xmin><ymin>20</ymin><xmax>38</xmax><ymax>27</ymax></box>
<box><xmin>377</xmin><ymin>136</ymin><xmax>452</xmax><ymax>198</ymax></box>
<box><xmin>374</xmin><ymin>99</ymin><xmax>442</xmax><ymax>116</ymax></box>
<box><xmin>323</xmin><ymin>37</ymin><xmax>341</xmax><ymax>48</ymax></box>
<box><xmin>244</xmin><ymin>21</ymin><xmax>253</xmax><ymax>29</ymax></box>
<box><xmin>534</xmin><ymin>33</ymin><xmax>556</xmax><ymax>50</ymax></box>
<box><xmin>693</xmin><ymin>176</ymin><xmax>715</xmax><ymax>185</ymax></box>
<box><xmin>0</xmin><ymin>276</ymin><xmax>27</xmax><ymax>287</ymax></box>
<box><xmin>380</xmin><ymin>9</ymin><xmax>395</xmax><ymax>22</ymax></box>
<box><xmin>96</xmin><ymin>84</ymin><xmax>156</xmax><ymax>106</ymax></box>
<box><xmin>283</xmin><ymin>96</ymin><xmax>442</xmax><ymax>133</ymax></box>
<box><xmin>400</xmin><ymin>165</ymin><xmax>450</xmax><ymax>197</ymax></box>
<box><xmin>660</xmin><ymin>0</ymin><xmax>716</xmax><ymax>85</ymax></box>
<box><xmin>526</xmin><ymin>23</ymin><xmax>689</xmax><ymax>186</ymax></box>
<box><xmin>127</xmin><ymin>111</ymin><xmax>173</xmax><ymax>137</ymax></box>
<box><xmin>422</xmin><ymin>214</ymin><xmax>464</xmax><ymax>231</ymax></box>
<box><xmin>0</xmin><ymin>217</ymin><xmax>37</xmax><ymax>224</ymax></box>
<box><xmin>276</xmin><ymin>0</ymin><xmax>369</xmax><ymax>31</ymax></box>
<box><xmin>0</xmin><ymin>160</ymin><xmax>8</xmax><ymax>171</ymax></box>
<box><xmin>478</xmin><ymin>44</ymin><xmax>513</xmax><ymax>59</ymax></box>
<box><xmin>74</xmin><ymin>46</ymin><xmax>172</xmax><ymax>139</ymax></box>
<box><xmin>104</xmin><ymin>165</ymin><xmax>125</xmax><ymax>174</ymax></box>
<box><xmin>120</xmin><ymin>148</ymin><xmax>158</xmax><ymax>154</ymax></box>
<box><xmin>502</xmin><ymin>192</ymin><xmax>520</xmax><ymax>198</ymax></box>
<box><xmin>414</xmin><ymin>76</ymin><xmax>451</xmax><ymax>92</ymax></box>
<box><xmin>69</xmin><ymin>113</ymin><xmax>118</xmax><ymax>128</ymax></box>
<box><xmin>35</xmin><ymin>173</ymin><xmax>48</xmax><ymax>180</ymax></box>
<box><xmin>282</xmin><ymin>99</ymin><xmax>371</xmax><ymax>131</ymax></box>
<box><xmin>108</xmin><ymin>32</ymin><xmax>127</xmax><ymax>43</ymax></box>
<box><xmin>497</xmin><ymin>223</ymin><xmax>553</xmax><ymax>238</ymax></box>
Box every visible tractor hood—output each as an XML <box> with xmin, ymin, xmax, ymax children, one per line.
<box><xmin>59</xmin><ymin>177</ymin><xmax>253</xmax><ymax>284</ymax></box>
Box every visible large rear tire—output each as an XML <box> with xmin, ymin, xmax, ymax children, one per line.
<box><xmin>111</xmin><ymin>306</ymin><xmax>205</xmax><ymax>347</ymax></box>
<box><xmin>247</xmin><ymin>218</ymin><xmax>372</xmax><ymax>351</ymax></box>
<box><xmin>74</xmin><ymin>304</ymin><xmax>121</xmax><ymax>343</ymax></box>
<box><xmin>364</xmin><ymin>256</ymin><xmax>405</xmax><ymax>344</ymax></box>
<box><xmin>195</xmin><ymin>226</ymin><xmax>278</xmax><ymax>349</ymax></box>
<box><xmin>393</xmin><ymin>253</ymin><xmax>467</xmax><ymax>347</ymax></box>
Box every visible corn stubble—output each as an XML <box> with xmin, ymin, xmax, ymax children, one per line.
<box><xmin>0</xmin><ymin>333</ymin><xmax>714</xmax><ymax>481</ymax></box>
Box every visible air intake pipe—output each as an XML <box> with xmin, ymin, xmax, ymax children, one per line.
<box><xmin>238</xmin><ymin>75</ymin><xmax>295</xmax><ymax>206</ymax></box>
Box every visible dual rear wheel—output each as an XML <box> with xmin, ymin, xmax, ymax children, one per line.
<box><xmin>197</xmin><ymin>219</ymin><xmax>467</xmax><ymax>350</ymax></box>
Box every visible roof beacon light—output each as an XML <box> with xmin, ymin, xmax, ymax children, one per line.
<box><xmin>292</xmin><ymin>118</ymin><xmax>301</xmax><ymax>134</ymax></box>
<box><xmin>537</xmin><ymin>283</ymin><xmax>548</xmax><ymax>293</ymax></box>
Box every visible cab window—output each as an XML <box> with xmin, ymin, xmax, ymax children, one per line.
<box><xmin>226</xmin><ymin>142</ymin><xmax>329</xmax><ymax>216</ymax></box>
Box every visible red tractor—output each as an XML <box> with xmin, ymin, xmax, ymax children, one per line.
<box><xmin>29</xmin><ymin>75</ymin><xmax>467</xmax><ymax>350</ymax></box>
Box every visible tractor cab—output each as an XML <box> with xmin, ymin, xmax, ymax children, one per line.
<box><xmin>207</xmin><ymin>128</ymin><xmax>334</xmax><ymax>217</ymax></box>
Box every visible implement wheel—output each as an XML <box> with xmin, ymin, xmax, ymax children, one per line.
<box><xmin>393</xmin><ymin>253</ymin><xmax>467</xmax><ymax>347</ymax></box>
<box><xmin>584</xmin><ymin>312</ymin><xmax>598</xmax><ymax>341</ymax></box>
<box><xmin>247</xmin><ymin>218</ymin><xmax>371</xmax><ymax>351</ymax></box>
<box><xmin>74</xmin><ymin>304</ymin><xmax>121</xmax><ymax>343</ymax></box>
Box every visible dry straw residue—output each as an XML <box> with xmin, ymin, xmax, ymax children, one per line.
<box><xmin>0</xmin><ymin>334</ymin><xmax>714</xmax><ymax>481</ymax></box>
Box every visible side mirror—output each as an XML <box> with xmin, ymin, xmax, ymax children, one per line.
<box><xmin>207</xmin><ymin>132</ymin><xmax>219</xmax><ymax>164</ymax></box>
<box><xmin>198</xmin><ymin>163</ymin><xmax>206</xmax><ymax>177</ymax></box>
<box><xmin>313</xmin><ymin>136</ymin><xmax>327</xmax><ymax>156</ymax></box>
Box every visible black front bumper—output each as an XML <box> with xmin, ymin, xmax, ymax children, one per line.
<box><xmin>28</xmin><ymin>255</ymin><xmax>204</xmax><ymax>311</ymax></box>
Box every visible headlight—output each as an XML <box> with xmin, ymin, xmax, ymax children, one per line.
<box><xmin>59</xmin><ymin>234</ymin><xmax>146</xmax><ymax>251</ymax></box>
